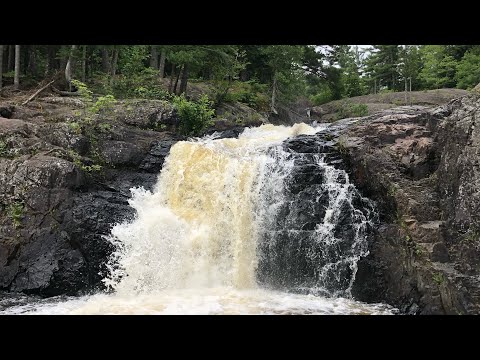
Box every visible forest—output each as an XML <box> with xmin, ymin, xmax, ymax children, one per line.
<box><xmin>1</xmin><ymin>45</ymin><xmax>479</xmax><ymax>113</ymax></box>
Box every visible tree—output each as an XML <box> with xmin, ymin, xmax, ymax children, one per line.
<box><xmin>455</xmin><ymin>47</ymin><xmax>480</xmax><ymax>89</ymax></box>
<box><xmin>14</xmin><ymin>45</ymin><xmax>20</xmax><ymax>90</ymax></box>
<box><xmin>65</xmin><ymin>45</ymin><xmax>77</xmax><ymax>91</ymax></box>
<box><xmin>260</xmin><ymin>45</ymin><xmax>304</xmax><ymax>113</ymax></box>
<box><xmin>335</xmin><ymin>45</ymin><xmax>364</xmax><ymax>97</ymax></box>
<box><xmin>365</xmin><ymin>45</ymin><xmax>401</xmax><ymax>91</ymax></box>
<box><xmin>81</xmin><ymin>45</ymin><xmax>87</xmax><ymax>82</ymax></box>
<box><xmin>398</xmin><ymin>45</ymin><xmax>423</xmax><ymax>91</ymax></box>
<box><xmin>150</xmin><ymin>45</ymin><xmax>159</xmax><ymax>69</ymax></box>
<box><xmin>159</xmin><ymin>48</ymin><xmax>166</xmax><ymax>79</ymax></box>
<box><xmin>419</xmin><ymin>45</ymin><xmax>457</xmax><ymax>89</ymax></box>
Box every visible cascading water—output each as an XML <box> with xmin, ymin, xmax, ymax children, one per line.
<box><xmin>256</xmin><ymin>134</ymin><xmax>377</xmax><ymax>297</ymax></box>
<box><xmin>0</xmin><ymin>123</ymin><xmax>395</xmax><ymax>315</ymax></box>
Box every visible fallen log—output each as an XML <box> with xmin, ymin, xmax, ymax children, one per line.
<box><xmin>51</xmin><ymin>86</ymin><xmax>82</xmax><ymax>97</ymax></box>
<box><xmin>21</xmin><ymin>79</ymin><xmax>56</xmax><ymax>105</ymax></box>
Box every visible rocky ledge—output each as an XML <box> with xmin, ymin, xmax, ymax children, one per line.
<box><xmin>342</xmin><ymin>95</ymin><xmax>480</xmax><ymax>314</ymax></box>
<box><xmin>0</xmin><ymin>97</ymin><xmax>187</xmax><ymax>296</ymax></box>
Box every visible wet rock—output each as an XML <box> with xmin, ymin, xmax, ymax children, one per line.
<box><xmin>0</xmin><ymin>99</ymin><xmax>184</xmax><ymax>296</ymax></box>
<box><xmin>139</xmin><ymin>140</ymin><xmax>177</xmax><ymax>173</ymax></box>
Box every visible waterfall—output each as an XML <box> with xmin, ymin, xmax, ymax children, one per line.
<box><xmin>103</xmin><ymin>123</ymin><xmax>375</xmax><ymax>298</ymax></box>
<box><xmin>0</xmin><ymin>122</ymin><xmax>395</xmax><ymax>315</ymax></box>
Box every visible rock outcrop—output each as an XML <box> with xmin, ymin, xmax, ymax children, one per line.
<box><xmin>0</xmin><ymin>97</ymin><xmax>183</xmax><ymax>296</ymax></box>
<box><xmin>341</xmin><ymin>97</ymin><xmax>480</xmax><ymax>314</ymax></box>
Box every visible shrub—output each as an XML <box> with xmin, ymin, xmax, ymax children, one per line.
<box><xmin>311</xmin><ymin>88</ymin><xmax>334</xmax><ymax>106</ymax></box>
<box><xmin>8</xmin><ymin>201</ymin><xmax>24</xmax><ymax>228</ymax></box>
<box><xmin>173</xmin><ymin>94</ymin><xmax>215</xmax><ymax>136</ymax></box>
<box><xmin>211</xmin><ymin>80</ymin><xmax>269</xmax><ymax>111</ymax></box>
<box><xmin>336</xmin><ymin>102</ymin><xmax>368</xmax><ymax>120</ymax></box>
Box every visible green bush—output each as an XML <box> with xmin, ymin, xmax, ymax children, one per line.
<box><xmin>212</xmin><ymin>80</ymin><xmax>269</xmax><ymax>111</ymax></box>
<box><xmin>311</xmin><ymin>88</ymin><xmax>334</xmax><ymax>105</ymax></box>
<box><xmin>133</xmin><ymin>85</ymin><xmax>172</xmax><ymax>100</ymax></box>
<box><xmin>336</xmin><ymin>102</ymin><xmax>368</xmax><ymax>120</ymax></box>
<box><xmin>90</xmin><ymin>94</ymin><xmax>117</xmax><ymax>115</ymax></box>
<box><xmin>173</xmin><ymin>94</ymin><xmax>215</xmax><ymax>136</ymax></box>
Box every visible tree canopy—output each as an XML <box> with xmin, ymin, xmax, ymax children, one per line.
<box><xmin>1</xmin><ymin>44</ymin><xmax>479</xmax><ymax>110</ymax></box>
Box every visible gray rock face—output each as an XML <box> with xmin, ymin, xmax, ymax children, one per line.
<box><xmin>341</xmin><ymin>95</ymin><xmax>480</xmax><ymax>314</ymax></box>
<box><xmin>0</xmin><ymin>99</ymin><xmax>184</xmax><ymax>296</ymax></box>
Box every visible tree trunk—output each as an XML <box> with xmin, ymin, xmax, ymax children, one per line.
<box><xmin>173</xmin><ymin>65</ymin><xmax>182</xmax><ymax>95</ymax></box>
<box><xmin>23</xmin><ymin>45</ymin><xmax>29</xmax><ymax>75</ymax></box>
<box><xmin>8</xmin><ymin>45</ymin><xmax>14</xmax><ymax>72</ymax></box>
<box><xmin>14</xmin><ymin>45</ymin><xmax>20</xmax><ymax>90</ymax></box>
<box><xmin>270</xmin><ymin>71</ymin><xmax>277</xmax><ymax>114</ymax></box>
<box><xmin>159</xmin><ymin>48</ymin><xmax>166</xmax><ymax>78</ymax></box>
<box><xmin>81</xmin><ymin>45</ymin><xmax>87</xmax><ymax>82</ymax></box>
<box><xmin>0</xmin><ymin>45</ymin><xmax>3</xmax><ymax>89</ymax></box>
<box><xmin>179</xmin><ymin>64</ymin><xmax>189</xmax><ymax>95</ymax></box>
<box><xmin>239</xmin><ymin>69</ymin><xmax>248</xmax><ymax>82</ymax></box>
<box><xmin>59</xmin><ymin>45</ymin><xmax>68</xmax><ymax>75</ymax></box>
<box><xmin>65</xmin><ymin>45</ymin><xmax>77</xmax><ymax>91</ymax></box>
<box><xmin>150</xmin><ymin>46</ymin><xmax>158</xmax><ymax>69</ymax></box>
<box><xmin>169</xmin><ymin>64</ymin><xmax>176</xmax><ymax>93</ymax></box>
<box><xmin>102</xmin><ymin>48</ymin><xmax>110</xmax><ymax>73</ymax></box>
<box><xmin>45</xmin><ymin>46</ymin><xmax>55</xmax><ymax>75</ymax></box>
<box><xmin>109</xmin><ymin>48</ymin><xmax>119</xmax><ymax>86</ymax></box>
<box><xmin>28</xmin><ymin>45</ymin><xmax>37</xmax><ymax>77</ymax></box>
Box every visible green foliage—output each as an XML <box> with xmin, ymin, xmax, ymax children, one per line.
<box><xmin>89</xmin><ymin>94</ymin><xmax>117</xmax><ymax>115</ymax></box>
<box><xmin>364</xmin><ymin>45</ymin><xmax>402</xmax><ymax>91</ymax></box>
<box><xmin>133</xmin><ymin>85</ymin><xmax>172</xmax><ymax>100</ymax></box>
<box><xmin>463</xmin><ymin>228</ymin><xmax>480</xmax><ymax>243</ymax></box>
<box><xmin>336</xmin><ymin>45</ymin><xmax>364</xmax><ymax>97</ymax></box>
<box><xmin>68</xmin><ymin>122</ymin><xmax>82</xmax><ymax>134</ymax></box>
<box><xmin>71</xmin><ymin>79</ymin><xmax>93</xmax><ymax>101</ymax></box>
<box><xmin>71</xmin><ymin>80</ymin><xmax>117</xmax><ymax>121</ymax></box>
<box><xmin>336</xmin><ymin>102</ymin><xmax>368</xmax><ymax>120</ymax></box>
<box><xmin>455</xmin><ymin>49</ymin><xmax>480</xmax><ymax>89</ymax></box>
<box><xmin>106</xmin><ymin>68</ymin><xmax>173</xmax><ymax>100</ymax></box>
<box><xmin>173</xmin><ymin>94</ymin><xmax>215</xmax><ymax>136</ymax></box>
<box><xmin>388</xmin><ymin>183</ymin><xmax>399</xmax><ymax>197</ymax></box>
<box><xmin>311</xmin><ymin>84</ymin><xmax>334</xmax><ymax>106</ymax></box>
<box><xmin>0</xmin><ymin>140</ymin><xmax>7</xmax><ymax>157</ymax></box>
<box><xmin>419</xmin><ymin>45</ymin><xmax>457</xmax><ymax>89</ymax></box>
<box><xmin>8</xmin><ymin>201</ymin><xmax>24</xmax><ymax>228</ymax></box>
<box><xmin>119</xmin><ymin>45</ymin><xmax>149</xmax><ymax>76</ymax></box>
<box><xmin>398</xmin><ymin>45</ymin><xmax>423</xmax><ymax>91</ymax></box>
<box><xmin>82</xmin><ymin>164</ymin><xmax>102</xmax><ymax>173</ymax></box>
<box><xmin>99</xmin><ymin>123</ymin><xmax>112</xmax><ymax>133</ymax></box>
<box><xmin>208</xmin><ymin>46</ymin><xmax>248</xmax><ymax>106</ymax></box>
<box><xmin>68</xmin><ymin>150</ymin><xmax>103</xmax><ymax>174</ymax></box>
<box><xmin>220</xmin><ymin>80</ymin><xmax>269</xmax><ymax>110</ymax></box>
<box><xmin>432</xmin><ymin>272</ymin><xmax>445</xmax><ymax>285</ymax></box>
<box><xmin>414</xmin><ymin>244</ymin><xmax>425</xmax><ymax>257</ymax></box>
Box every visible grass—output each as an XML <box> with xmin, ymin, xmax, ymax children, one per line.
<box><xmin>432</xmin><ymin>272</ymin><xmax>445</xmax><ymax>285</ymax></box>
<box><xmin>0</xmin><ymin>140</ymin><xmax>7</xmax><ymax>157</ymax></box>
<box><xmin>8</xmin><ymin>201</ymin><xmax>24</xmax><ymax>228</ymax></box>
